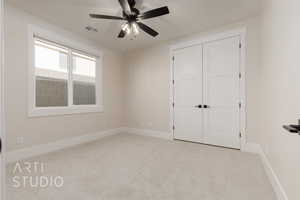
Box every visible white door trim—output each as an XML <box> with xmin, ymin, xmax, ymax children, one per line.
<box><xmin>169</xmin><ymin>27</ymin><xmax>247</xmax><ymax>150</ymax></box>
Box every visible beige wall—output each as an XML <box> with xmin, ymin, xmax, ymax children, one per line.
<box><xmin>124</xmin><ymin>16</ymin><xmax>262</xmax><ymax>143</ymax></box>
<box><xmin>5</xmin><ymin>5</ymin><xmax>125</xmax><ymax>151</ymax></box>
<box><xmin>259</xmin><ymin>0</ymin><xmax>300</xmax><ymax>199</ymax></box>
<box><xmin>125</xmin><ymin>44</ymin><xmax>171</xmax><ymax>132</ymax></box>
<box><xmin>5</xmin><ymin>5</ymin><xmax>262</xmax><ymax>152</ymax></box>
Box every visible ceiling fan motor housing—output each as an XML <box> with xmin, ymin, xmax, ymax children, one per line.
<box><xmin>128</xmin><ymin>0</ymin><xmax>136</xmax><ymax>8</ymax></box>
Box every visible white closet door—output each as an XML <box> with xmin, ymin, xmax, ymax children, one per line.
<box><xmin>173</xmin><ymin>45</ymin><xmax>204</xmax><ymax>142</ymax></box>
<box><xmin>203</xmin><ymin>36</ymin><xmax>241</xmax><ymax>149</ymax></box>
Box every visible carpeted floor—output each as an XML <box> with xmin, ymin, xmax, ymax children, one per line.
<box><xmin>6</xmin><ymin>133</ymin><xmax>276</xmax><ymax>200</ymax></box>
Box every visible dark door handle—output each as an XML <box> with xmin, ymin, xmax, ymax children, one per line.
<box><xmin>203</xmin><ymin>105</ymin><xmax>210</xmax><ymax>109</ymax></box>
<box><xmin>194</xmin><ymin>105</ymin><xmax>202</xmax><ymax>108</ymax></box>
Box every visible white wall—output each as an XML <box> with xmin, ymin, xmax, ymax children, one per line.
<box><xmin>0</xmin><ymin>0</ymin><xmax>4</xmax><ymax>199</ymax></box>
<box><xmin>125</xmin><ymin>44</ymin><xmax>171</xmax><ymax>133</ymax></box>
<box><xmin>5</xmin><ymin>4</ymin><xmax>262</xmax><ymax>153</ymax></box>
<box><xmin>124</xmin><ymin>16</ymin><xmax>262</xmax><ymax>143</ymax></box>
<box><xmin>259</xmin><ymin>0</ymin><xmax>300</xmax><ymax>199</ymax></box>
<box><xmin>5</xmin><ymin>5</ymin><xmax>125</xmax><ymax>151</ymax></box>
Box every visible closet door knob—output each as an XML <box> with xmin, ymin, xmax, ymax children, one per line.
<box><xmin>194</xmin><ymin>105</ymin><xmax>202</xmax><ymax>108</ymax></box>
<box><xmin>203</xmin><ymin>105</ymin><xmax>210</xmax><ymax>109</ymax></box>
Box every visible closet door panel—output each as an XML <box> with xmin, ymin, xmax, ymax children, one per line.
<box><xmin>203</xmin><ymin>36</ymin><xmax>241</xmax><ymax>149</ymax></box>
<box><xmin>173</xmin><ymin>45</ymin><xmax>204</xmax><ymax>142</ymax></box>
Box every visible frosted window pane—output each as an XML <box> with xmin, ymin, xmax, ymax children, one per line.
<box><xmin>34</xmin><ymin>40</ymin><xmax>68</xmax><ymax>107</ymax></box>
<box><xmin>72</xmin><ymin>52</ymin><xmax>96</xmax><ymax>105</ymax></box>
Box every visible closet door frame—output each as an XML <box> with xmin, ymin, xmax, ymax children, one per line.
<box><xmin>169</xmin><ymin>27</ymin><xmax>247</xmax><ymax>151</ymax></box>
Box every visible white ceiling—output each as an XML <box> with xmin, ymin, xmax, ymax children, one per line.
<box><xmin>7</xmin><ymin>0</ymin><xmax>262</xmax><ymax>51</ymax></box>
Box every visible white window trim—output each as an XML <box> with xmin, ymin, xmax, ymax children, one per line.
<box><xmin>28</xmin><ymin>24</ymin><xmax>103</xmax><ymax>117</ymax></box>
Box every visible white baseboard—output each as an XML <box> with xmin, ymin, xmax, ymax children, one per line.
<box><xmin>257</xmin><ymin>146</ymin><xmax>288</xmax><ymax>200</ymax></box>
<box><xmin>124</xmin><ymin>127</ymin><xmax>173</xmax><ymax>140</ymax></box>
<box><xmin>244</xmin><ymin>143</ymin><xmax>288</xmax><ymax>200</ymax></box>
<box><xmin>242</xmin><ymin>142</ymin><xmax>261</xmax><ymax>154</ymax></box>
<box><xmin>7</xmin><ymin>128</ymin><xmax>124</xmax><ymax>163</ymax></box>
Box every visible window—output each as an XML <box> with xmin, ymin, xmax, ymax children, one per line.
<box><xmin>35</xmin><ymin>39</ymin><xmax>69</xmax><ymax>107</ymax></box>
<box><xmin>28</xmin><ymin>26</ymin><xmax>103</xmax><ymax>117</ymax></box>
<box><xmin>72</xmin><ymin>52</ymin><xmax>96</xmax><ymax>105</ymax></box>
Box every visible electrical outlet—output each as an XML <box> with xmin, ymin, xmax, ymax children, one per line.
<box><xmin>16</xmin><ymin>137</ymin><xmax>24</xmax><ymax>145</ymax></box>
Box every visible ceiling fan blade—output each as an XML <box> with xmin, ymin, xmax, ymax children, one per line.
<box><xmin>118</xmin><ymin>0</ymin><xmax>132</xmax><ymax>15</ymax></box>
<box><xmin>137</xmin><ymin>22</ymin><xmax>159</xmax><ymax>37</ymax></box>
<box><xmin>89</xmin><ymin>14</ymin><xmax>125</xmax><ymax>20</ymax></box>
<box><xmin>139</xmin><ymin>6</ymin><xmax>169</xmax><ymax>20</ymax></box>
<box><xmin>118</xmin><ymin>30</ymin><xmax>126</xmax><ymax>38</ymax></box>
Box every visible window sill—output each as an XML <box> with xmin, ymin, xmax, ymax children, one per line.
<box><xmin>28</xmin><ymin>105</ymin><xmax>104</xmax><ymax>117</ymax></box>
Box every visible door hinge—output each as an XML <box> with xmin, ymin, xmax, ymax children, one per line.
<box><xmin>239</xmin><ymin>102</ymin><xmax>242</xmax><ymax>109</ymax></box>
<box><xmin>173</xmin><ymin>126</ymin><xmax>175</xmax><ymax>130</ymax></box>
<box><xmin>239</xmin><ymin>43</ymin><xmax>242</xmax><ymax>48</ymax></box>
<box><xmin>172</xmin><ymin>102</ymin><xmax>175</xmax><ymax>107</ymax></box>
<box><xmin>239</xmin><ymin>73</ymin><xmax>242</xmax><ymax>79</ymax></box>
<box><xmin>172</xmin><ymin>56</ymin><xmax>175</xmax><ymax>61</ymax></box>
<box><xmin>239</xmin><ymin>132</ymin><xmax>242</xmax><ymax>138</ymax></box>
<box><xmin>172</xmin><ymin>80</ymin><xmax>175</xmax><ymax>84</ymax></box>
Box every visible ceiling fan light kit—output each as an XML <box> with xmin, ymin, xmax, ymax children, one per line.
<box><xmin>89</xmin><ymin>0</ymin><xmax>170</xmax><ymax>38</ymax></box>
<box><xmin>131</xmin><ymin>22</ymin><xmax>140</xmax><ymax>35</ymax></box>
<box><xmin>121</xmin><ymin>22</ymin><xmax>139</xmax><ymax>36</ymax></box>
<box><xmin>121</xmin><ymin>23</ymin><xmax>131</xmax><ymax>35</ymax></box>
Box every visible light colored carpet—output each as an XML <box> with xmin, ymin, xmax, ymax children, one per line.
<box><xmin>6</xmin><ymin>133</ymin><xmax>276</xmax><ymax>200</ymax></box>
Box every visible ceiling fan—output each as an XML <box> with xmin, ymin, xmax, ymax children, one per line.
<box><xmin>89</xmin><ymin>0</ymin><xmax>170</xmax><ymax>38</ymax></box>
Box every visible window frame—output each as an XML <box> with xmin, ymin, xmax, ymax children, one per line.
<box><xmin>28</xmin><ymin>25</ymin><xmax>103</xmax><ymax>117</ymax></box>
